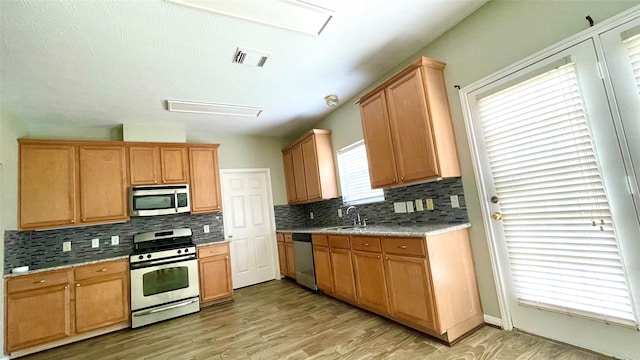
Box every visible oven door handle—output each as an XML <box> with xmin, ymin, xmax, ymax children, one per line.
<box><xmin>133</xmin><ymin>298</ymin><xmax>199</xmax><ymax>317</ymax></box>
<box><xmin>130</xmin><ymin>255</ymin><xmax>196</xmax><ymax>269</ymax></box>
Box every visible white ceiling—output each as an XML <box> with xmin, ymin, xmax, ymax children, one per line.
<box><xmin>0</xmin><ymin>0</ymin><xmax>487</xmax><ymax>137</ymax></box>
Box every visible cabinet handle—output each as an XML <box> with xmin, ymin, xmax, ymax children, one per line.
<box><xmin>226</xmin><ymin>256</ymin><xmax>229</xmax><ymax>259</ymax></box>
<box><xmin>64</xmin><ymin>286</ymin><xmax>68</xmax><ymax>289</ymax></box>
<box><xmin>364</xmin><ymin>243</ymin><xmax>369</xmax><ymax>246</ymax></box>
<box><xmin>154</xmin><ymin>180</ymin><xmax>158</xmax><ymax>184</ymax></box>
<box><xmin>35</xmin><ymin>280</ymin><xmax>46</xmax><ymax>284</ymax></box>
<box><xmin>82</xmin><ymin>218</ymin><xmax>86</xmax><ymax>222</ymax></box>
<box><xmin>377</xmin><ymin>255</ymin><xmax>381</xmax><ymax>259</ymax></box>
<box><xmin>71</xmin><ymin>220</ymin><xmax>75</xmax><ymax>224</ymax></box>
<box><xmin>401</xmin><ymin>176</ymin><xmax>405</xmax><ymax>181</ymax></box>
<box><xmin>76</xmin><ymin>283</ymin><xmax>81</xmax><ymax>287</ymax></box>
<box><xmin>393</xmin><ymin>178</ymin><xmax>397</xmax><ymax>183</ymax></box>
<box><xmin>98</xmin><ymin>268</ymin><xmax>108</xmax><ymax>272</ymax></box>
<box><xmin>385</xmin><ymin>256</ymin><xmax>389</xmax><ymax>260</ymax></box>
<box><xmin>398</xmin><ymin>245</ymin><xmax>407</xmax><ymax>249</ymax></box>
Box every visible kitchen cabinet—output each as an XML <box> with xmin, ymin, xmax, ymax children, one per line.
<box><xmin>358</xmin><ymin>56</ymin><xmax>461</xmax><ymax>188</ymax></box>
<box><xmin>188</xmin><ymin>145</ymin><xmax>222</xmax><ymax>213</ymax></box>
<box><xmin>5</xmin><ymin>260</ymin><xmax>130</xmax><ymax>355</ymax></box>
<box><xmin>276</xmin><ymin>232</ymin><xmax>296</xmax><ymax>278</ymax></box>
<box><xmin>310</xmin><ymin>228</ymin><xmax>482</xmax><ymax>344</ymax></box>
<box><xmin>19</xmin><ymin>143</ymin><xmax>77</xmax><ymax>229</ymax></box>
<box><xmin>198</xmin><ymin>243</ymin><xmax>233</xmax><ymax>305</ymax></box>
<box><xmin>78</xmin><ymin>145</ymin><xmax>128</xmax><ymax>223</ymax></box>
<box><xmin>128</xmin><ymin>145</ymin><xmax>189</xmax><ymax>185</ymax></box>
<box><xmin>19</xmin><ymin>140</ymin><xmax>129</xmax><ymax>230</ymax></box>
<box><xmin>74</xmin><ymin>260</ymin><xmax>129</xmax><ymax>333</ymax></box>
<box><xmin>281</xmin><ymin>129</ymin><xmax>338</xmax><ymax>204</ymax></box>
<box><xmin>351</xmin><ymin>236</ymin><xmax>389</xmax><ymax>314</ymax></box>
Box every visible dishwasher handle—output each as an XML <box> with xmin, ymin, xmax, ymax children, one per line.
<box><xmin>292</xmin><ymin>233</ymin><xmax>312</xmax><ymax>242</ymax></box>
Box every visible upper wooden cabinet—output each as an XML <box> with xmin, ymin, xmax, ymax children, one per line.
<box><xmin>281</xmin><ymin>129</ymin><xmax>338</xmax><ymax>204</ymax></box>
<box><xmin>188</xmin><ymin>145</ymin><xmax>222</xmax><ymax>213</ymax></box>
<box><xmin>128</xmin><ymin>145</ymin><xmax>188</xmax><ymax>185</ymax></box>
<box><xmin>358</xmin><ymin>56</ymin><xmax>461</xmax><ymax>188</ymax></box>
<box><xmin>19</xmin><ymin>140</ymin><xmax>129</xmax><ymax>230</ymax></box>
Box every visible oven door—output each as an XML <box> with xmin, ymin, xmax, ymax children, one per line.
<box><xmin>130</xmin><ymin>257</ymin><xmax>199</xmax><ymax>311</ymax></box>
<box><xmin>130</xmin><ymin>186</ymin><xmax>190</xmax><ymax>217</ymax></box>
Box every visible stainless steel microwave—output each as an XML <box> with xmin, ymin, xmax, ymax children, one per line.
<box><xmin>130</xmin><ymin>184</ymin><xmax>191</xmax><ymax>217</ymax></box>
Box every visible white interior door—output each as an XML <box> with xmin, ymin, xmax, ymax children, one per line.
<box><xmin>465</xmin><ymin>39</ymin><xmax>640</xmax><ymax>359</ymax></box>
<box><xmin>221</xmin><ymin>169</ymin><xmax>277</xmax><ymax>289</ymax></box>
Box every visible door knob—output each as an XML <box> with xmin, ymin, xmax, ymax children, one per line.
<box><xmin>492</xmin><ymin>212</ymin><xmax>503</xmax><ymax>220</ymax></box>
<box><xmin>228</xmin><ymin>234</ymin><xmax>233</xmax><ymax>239</ymax></box>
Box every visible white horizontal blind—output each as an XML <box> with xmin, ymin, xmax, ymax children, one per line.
<box><xmin>337</xmin><ymin>140</ymin><xmax>384</xmax><ymax>205</ymax></box>
<box><xmin>477</xmin><ymin>63</ymin><xmax>637</xmax><ymax>327</ymax></box>
<box><xmin>623</xmin><ymin>34</ymin><xmax>640</xmax><ymax>93</ymax></box>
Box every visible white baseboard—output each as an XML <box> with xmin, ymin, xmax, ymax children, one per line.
<box><xmin>484</xmin><ymin>314</ymin><xmax>503</xmax><ymax>328</ymax></box>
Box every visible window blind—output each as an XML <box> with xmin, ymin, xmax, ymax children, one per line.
<box><xmin>623</xmin><ymin>33</ymin><xmax>640</xmax><ymax>94</ymax></box>
<box><xmin>337</xmin><ymin>141</ymin><xmax>384</xmax><ymax>205</ymax></box>
<box><xmin>477</xmin><ymin>63</ymin><xmax>637</xmax><ymax>327</ymax></box>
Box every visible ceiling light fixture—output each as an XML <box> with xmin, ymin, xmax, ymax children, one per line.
<box><xmin>324</xmin><ymin>94</ymin><xmax>339</xmax><ymax>106</ymax></box>
<box><xmin>166</xmin><ymin>100</ymin><xmax>263</xmax><ymax>117</ymax></box>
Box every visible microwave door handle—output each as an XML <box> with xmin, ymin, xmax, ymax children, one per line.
<box><xmin>175</xmin><ymin>191</ymin><xmax>178</xmax><ymax>213</ymax></box>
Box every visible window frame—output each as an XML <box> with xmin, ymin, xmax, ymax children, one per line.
<box><xmin>336</xmin><ymin>140</ymin><xmax>385</xmax><ymax>206</ymax></box>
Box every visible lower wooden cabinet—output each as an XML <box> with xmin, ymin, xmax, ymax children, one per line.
<box><xmin>276</xmin><ymin>232</ymin><xmax>296</xmax><ymax>278</ymax></box>
<box><xmin>198</xmin><ymin>243</ymin><xmax>233</xmax><ymax>305</ymax></box>
<box><xmin>312</xmin><ymin>229</ymin><xmax>483</xmax><ymax>344</ymax></box>
<box><xmin>5</xmin><ymin>260</ymin><xmax>130</xmax><ymax>355</ymax></box>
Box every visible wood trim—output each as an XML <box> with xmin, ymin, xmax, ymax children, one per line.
<box><xmin>281</xmin><ymin>129</ymin><xmax>332</xmax><ymax>152</ymax></box>
<box><xmin>18</xmin><ymin>138</ymin><xmax>220</xmax><ymax>148</ymax></box>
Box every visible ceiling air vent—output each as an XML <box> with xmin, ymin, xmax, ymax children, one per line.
<box><xmin>233</xmin><ymin>48</ymin><xmax>270</xmax><ymax>67</ymax></box>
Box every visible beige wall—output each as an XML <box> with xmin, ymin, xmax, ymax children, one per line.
<box><xmin>313</xmin><ymin>0</ymin><xmax>640</xmax><ymax>319</ymax></box>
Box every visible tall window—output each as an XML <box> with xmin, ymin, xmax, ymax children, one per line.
<box><xmin>337</xmin><ymin>140</ymin><xmax>384</xmax><ymax>205</ymax></box>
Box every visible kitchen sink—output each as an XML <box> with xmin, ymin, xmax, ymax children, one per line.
<box><xmin>321</xmin><ymin>225</ymin><xmax>358</xmax><ymax>231</ymax></box>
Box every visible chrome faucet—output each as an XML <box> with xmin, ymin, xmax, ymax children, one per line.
<box><xmin>346</xmin><ymin>206</ymin><xmax>362</xmax><ymax>226</ymax></box>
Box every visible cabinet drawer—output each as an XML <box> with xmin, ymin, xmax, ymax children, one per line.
<box><xmin>312</xmin><ymin>234</ymin><xmax>328</xmax><ymax>247</ymax></box>
<box><xmin>7</xmin><ymin>270</ymin><xmax>69</xmax><ymax>294</ymax></box>
<box><xmin>198</xmin><ymin>243</ymin><xmax>230</xmax><ymax>258</ymax></box>
<box><xmin>74</xmin><ymin>260</ymin><xmax>127</xmax><ymax>281</ymax></box>
<box><xmin>284</xmin><ymin>233</ymin><xmax>293</xmax><ymax>244</ymax></box>
<box><xmin>351</xmin><ymin>236</ymin><xmax>381</xmax><ymax>253</ymax></box>
<box><xmin>328</xmin><ymin>235</ymin><xmax>350</xmax><ymax>249</ymax></box>
<box><xmin>382</xmin><ymin>237</ymin><xmax>426</xmax><ymax>257</ymax></box>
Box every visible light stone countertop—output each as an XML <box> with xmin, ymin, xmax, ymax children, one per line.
<box><xmin>4</xmin><ymin>255</ymin><xmax>130</xmax><ymax>279</ymax></box>
<box><xmin>277</xmin><ymin>222</ymin><xmax>471</xmax><ymax>237</ymax></box>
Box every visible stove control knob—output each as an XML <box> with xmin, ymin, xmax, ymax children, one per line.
<box><xmin>138</xmin><ymin>255</ymin><xmax>143</xmax><ymax>260</ymax></box>
<box><xmin>147</xmin><ymin>254</ymin><xmax>152</xmax><ymax>259</ymax></box>
<box><xmin>184</xmin><ymin>248</ymin><xmax>189</xmax><ymax>253</ymax></box>
<box><xmin>177</xmin><ymin>249</ymin><xmax>182</xmax><ymax>254</ymax></box>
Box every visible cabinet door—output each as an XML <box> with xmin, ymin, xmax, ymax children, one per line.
<box><xmin>75</xmin><ymin>273</ymin><xmax>129</xmax><ymax>333</ymax></box>
<box><xmin>352</xmin><ymin>251</ymin><xmax>389</xmax><ymax>314</ymax></box>
<box><xmin>330</xmin><ymin>248</ymin><xmax>357</xmax><ymax>302</ymax></box>
<box><xmin>277</xmin><ymin>241</ymin><xmax>288</xmax><ymax>276</ymax></box>
<box><xmin>359</xmin><ymin>91</ymin><xmax>399</xmax><ymax>188</ymax></box>
<box><xmin>19</xmin><ymin>143</ymin><xmax>77</xmax><ymax>229</ymax></box>
<box><xmin>301</xmin><ymin>136</ymin><xmax>321</xmax><ymax>200</ymax></box>
<box><xmin>189</xmin><ymin>146</ymin><xmax>222</xmax><ymax>213</ymax></box>
<box><xmin>386</xmin><ymin>68</ymin><xmax>439</xmax><ymax>182</ymax></box>
<box><xmin>285</xmin><ymin>243</ymin><xmax>296</xmax><ymax>278</ymax></box>
<box><xmin>128</xmin><ymin>146</ymin><xmax>160</xmax><ymax>185</ymax></box>
<box><xmin>6</xmin><ymin>285</ymin><xmax>71</xmax><ymax>352</ymax></box>
<box><xmin>384</xmin><ymin>254</ymin><xmax>438</xmax><ymax>332</ymax></box>
<box><xmin>282</xmin><ymin>149</ymin><xmax>297</xmax><ymax>204</ymax></box>
<box><xmin>160</xmin><ymin>147</ymin><xmax>189</xmax><ymax>184</ymax></box>
<box><xmin>199</xmin><ymin>255</ymin><xmax>233</xmax><ymax>302</ymax></box>
<box><xmin>78</xmin><ymin>145</ymin><xmax>128</xmax><ymax>223</ymax></box>
<box><xmin>290</xmin><ymin>143</ymin><xmax>307</xmax><ymax>202</ymax></box>
<box><xmin>313</xmin><ymin>246</ymin><xmax>333</xmax><ymax>292</ymax></box>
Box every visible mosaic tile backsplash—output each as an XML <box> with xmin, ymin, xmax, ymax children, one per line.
<box><xmin>4</xmin><ymin>212</ymin><xmax>224</xmax><ymax>274</ymax></box>
<box><xmin>274</xmin><ymin>177</ymin><xmax>468</xmax><ymax>229</ymax></box>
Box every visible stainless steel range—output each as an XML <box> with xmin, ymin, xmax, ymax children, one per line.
<box><xmin>129</xmin><ymin>228</ymin><xmax>200</xmax><ymax>328</ymax></box>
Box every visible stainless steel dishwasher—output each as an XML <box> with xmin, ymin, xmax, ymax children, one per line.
<box><xmin>292</xmin><ymin>233</ymin><xmax>318</xmax><ymax>290</ymax></box>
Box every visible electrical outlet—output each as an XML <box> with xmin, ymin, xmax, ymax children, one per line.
<box><xmin>63</xmin><ymin>241</ymin><xmax>71</xmax><ymax>252</ymax></box>
<box><xmin>405</xmin><ymin>200</ymin><xmax>414</xmax><ymax>213</ymax></box>
<box><xmin>203</xmin><ymin>225</ymin><xmax>210</xmax><ymax>233</ymax></box>
<box><xmin>310</xmin><ymin>212</ymin><xmax>314</xmax><ymax>219</ymax></box>
<box><xmin>91</xmin><ymin>238</ymin><xmax>99</xmax><ymax>248</ymax></box>
<box><xmin>450</xmin><ymin>195</ymin><xmax>460</xmax><ymax>208</ymax></box>
<box><xmin>415</xmin><ymin>199</ymin><xmax>424</xmax><ymax>211</ymax></box>
<box><xmin>337</xmin><ymin>208</ymin><xmax>343</xmax><ymax>217</ymax></box>
<box><xmin>394</xmin><ymin>202</ymin><xmax>407</xmax><ymax>213</ymax></box>
<box><xmin>426</xmin><ymin>198</ymin><xmax>434</xmax><ymax>211</ymax></box>
<box><xmin>111</xmin><ymin>235</ymin><xmax>120</xmax><ymax>246</ymax></box>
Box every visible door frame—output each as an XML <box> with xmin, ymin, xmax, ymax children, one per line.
<box><xmin>219</xmin><ymin>168</ymin><xmax>280</xmax><ymax>286</ymax></box>
<box><xmin>459</xmin><ymin>5</ymin><xmax>640</xmax><ymax>332</ymax></box>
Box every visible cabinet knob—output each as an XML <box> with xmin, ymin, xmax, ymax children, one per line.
<box><xmin>398</xmin><ymin>245</ymin><xmax>407</xmax><ymax>249</ymax></box>
<box><xmin>154</xmin><ymin>180</ymin><xmax>158</xmax><ymax>184</ymax></box>
<box><xmin>98</xmin><ymin>268</ymin><xmax>108</xmax><ymax>272</ymax></box>
<box><xmin>377</xmin><ymin>255</ymin><xmax>380</xmax><ymax>259</ymax></box>
<box><xmin>36</xmin><ymin>280</ymin><xmax>46</xmax><ymax>284</ymax></box>
<box><xmin>82</xmin><ymin>218</ymin><xmax>86</xmax><ymax>222</ymax></box>
<box><xmin>401</xmin><ymin>176</ymin><xmax>405</xmax><ymax>181</ymax></box>
<box><xmin>226</xmin><ymin>256</ymin><xmax>229</xmax><ymax>259</ymax></box>
<box><xmin>71</xmin><ymin>220</ymin><xmax>75</xmax><ymax>224</ymax></box>
<box><xmin>393</xmin><ymin>178</ymin><xmax>397</xmax><ymax>183</ymax></box>
<box><xmin>64</xmin><ymin>286</ymin><xmax>68</xmax><ymax>289</ymax></box>
<box><xmin>76</xmin><ymin>283</ymin><xmax>81</xmax><ymax>287</ymax></box>
<box><xmin>364</xmin><ymin>243</ymin><xmax>369</xmax><ymax>246</ymax></box>
<box><xmin>385</xmin><ymin>256</ymin><xmax>389</xmax><ymax>260</ymax></box>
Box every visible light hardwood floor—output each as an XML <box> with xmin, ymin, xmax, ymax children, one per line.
<box><xmin>22</xmin><ymin>279</ymin><xmax>612</xmax><ymax>360</ymax></box>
